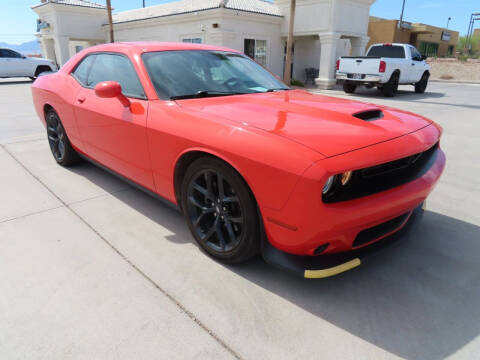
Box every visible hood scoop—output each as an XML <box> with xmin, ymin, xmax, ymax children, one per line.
<box><xmin>353</xmin><ymin>109</ymin><xmax>384</xmax><ymax>121</ymax></box>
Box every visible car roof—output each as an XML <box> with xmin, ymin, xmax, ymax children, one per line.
<box><xmin>84</xmin><ymin>41</ymin><xmax>241</xmax><ymax>54</ymax></box>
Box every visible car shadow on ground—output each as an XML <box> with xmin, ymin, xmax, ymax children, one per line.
<box><xmin>68</xmin><ymin>161</ymin><xmax>480</xmax><ymax>360</ymax></box>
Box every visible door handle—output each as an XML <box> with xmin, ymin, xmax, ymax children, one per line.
<box><xmin>411</xmin><ymin>63</ymin><xmax>415</xmax><ymax>66</ymax></box>
<box><xmin>77</xmin><ymin>96</ymin><xmax>86</xmax><ymax>103</ymax></box>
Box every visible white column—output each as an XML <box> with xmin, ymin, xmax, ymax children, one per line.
<box><xmin>315</xmin><ymin>32</ymin><xmax>341</xmax><ymax>89</ymax></box>
<box><xmin>350</xmin><ymin>36</ymin><xmax>370</xmax><ymax>56</ymax></box>
<box><xmin>53</xmin><ymin>35</ymin><xmax>70</xmax><ymax>66</ymax></box>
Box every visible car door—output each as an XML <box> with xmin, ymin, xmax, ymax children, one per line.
<box><xmin>2</xmin><ymin>49</ymin><xmax>30</xmax><ymax>76</ymax></box>
<box><xmin>71</xmin><ymin>52</ymin><xmax>155</xmax><ymax>191</ymax></box>
<box><xmin>409</xmin><ymin>46</ymin><xmax>425</xmax><ymax>83</ymax></box>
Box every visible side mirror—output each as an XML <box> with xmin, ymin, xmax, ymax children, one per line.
<box><xmin>94</xmin><ymin>81</ymin><xmax>130</xmax><ymax>107</ymax></box>
<box><xmin>22</xmin><ymin>55</ymin><xmax>27</xmax><ymax>59</ymax></box>
<box><xmin>421</xmin><ymin>55</ymin><xmax>427</xmax><ymax>61</ymax></box>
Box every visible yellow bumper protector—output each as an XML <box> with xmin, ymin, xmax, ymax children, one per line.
<box><xmin>304</xmin><ymin>258</ymin><xmax>361</xmax><ymax>278</ymax></box>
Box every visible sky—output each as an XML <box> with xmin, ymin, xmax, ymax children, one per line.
<box><xmin>0</xmin><ymin>0</ymin><xmax>478</xmax><ymax>45</ymax></box>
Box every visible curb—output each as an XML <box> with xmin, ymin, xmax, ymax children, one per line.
<box><xmin>429</xmin><ymin>79</ymin><xmax>480</xmax><ymax>85</ymax></box>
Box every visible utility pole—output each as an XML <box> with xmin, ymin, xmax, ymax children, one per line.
<box><xmin>283</xmin><ymin>0</ymin><xmax>296</xmax><ymax>85</ymax></box>
<box><xmin>106</xmin><ymin>0</ymin><xmax>114</xmax><ymax>43</ymax></box>
<box><xmin>399</xmin><ymin>0</ymin><xmax>406</xmax><ymax>28</ymax></box>
<box><xmin>143</xmin><ymin>0</ymin><xmax>145</xmax><ymax>8</ymax></box>
<box><xmin>465</xmin><ymin>13</ymin><xmax>480</xmax><ymax>53</ymax></box>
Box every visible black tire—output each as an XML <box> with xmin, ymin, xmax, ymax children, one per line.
<box><xmin>380</xmin><ymin>73</ymin><xmax>399</xmax><ymax>97</ymax></box>
<box><xmin>343</xmin><ymin>82</ymin><xmax>357</xmax><ymax>94</ymax></box>
<box><xmin>34</xmin><ymin>65</ymin><xmax>52</xmax><ymax>79</ymax></box>
<box><xmin>46</xmin><ymin>109</ymin><xmax>80</xmax><ymax>166</ymax></box>
<box><xmin>180</xmin><ymin>157</ymin><xmax>260</xmax><ymax>263</ymax></box>
<box><xmin>415</xmin><ymin>72</ymin><xmax>429</xmax><ymax>93</ymax></box>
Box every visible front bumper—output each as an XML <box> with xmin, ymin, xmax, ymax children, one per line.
<box><xmin>260</xmin><ymin>124</ymin><xmax>445</xmax><ymax>256</ymax></box>
<box><xmin>262</xmin><ymin>204</ymin><xmax>424</xmax><ymax>278</ymax></box>
<box><xmin>336</xmin><ymin>72</ymin><xmax>383</xmax><ymax>83</ymax></box>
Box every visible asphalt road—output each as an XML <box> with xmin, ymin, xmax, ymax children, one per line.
<box><xmin>1</xmin><ymin>79</ymin><xmax>479</xmax><ymax>360</ymax></box>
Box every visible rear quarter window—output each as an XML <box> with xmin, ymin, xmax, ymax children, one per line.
<box><xmin>367</xmin><ymin>46</ymin><xmax>405</xmax><ymax>59</ymax></box>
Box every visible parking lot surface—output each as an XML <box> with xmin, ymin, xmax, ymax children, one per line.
<box><xmin>1</xmin><ymin>79</ymin><xmax>479</xmax><ymax>359</ymax></box>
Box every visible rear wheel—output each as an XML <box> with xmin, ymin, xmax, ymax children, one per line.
<box><xmin>32</xmin><ymin>65</ymin><xmax>52</xmax><ymax>80</ymax></box>
<box><xmin>343</xmin><ymin>82</ymin><xmax>357</xmax><ymax>94</ymax></box>
<box><xmin>415</xmin><ymin>72</ymin><xmax>429</xmax><ymax>93</ymax></box>
<box><xmin>46</xmin><ymin>109</ymin><xmax>79</xmax><ymax>166</ymax></box>
<box><xmin>380</xmin><ymin>73</ymin><xmax>399</xmax><ymax>97</ymax></box>
<box><xmin>181</xmin><ymin>157</ymin><xmax>260</xmax><ymax>263</ymax></box>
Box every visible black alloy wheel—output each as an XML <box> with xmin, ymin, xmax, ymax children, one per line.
<box><xmin>46</xmin><ymin>110</ymin><xmax>79</xmax><ymax>166</ymax></box>
<box><xmin>181</xmin><ymin>158</ymin><xmax>260</xmax><ymax>263</ymax></box>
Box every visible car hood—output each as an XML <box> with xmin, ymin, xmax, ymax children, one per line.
<box><xmin>177</xmin><ymin>89</ymin><xmax>433</xmax><ymax>157</ymax></box>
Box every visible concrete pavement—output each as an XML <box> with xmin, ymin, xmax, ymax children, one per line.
<box><xmin>0</xmin><ymin>79</ymin><xmax>479</xmax><ymax>359</ymax></box>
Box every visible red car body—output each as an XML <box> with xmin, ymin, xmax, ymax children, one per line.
<box><xmin>32</xmin><ymin>42</ymin><xmax>445</xmax><ymax>276</ymax></box>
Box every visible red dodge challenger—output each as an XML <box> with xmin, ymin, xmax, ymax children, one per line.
<box><xmin>32</xmin><ymin>42</ymin><xmax>446</xmax><ymax>278</ymax></box>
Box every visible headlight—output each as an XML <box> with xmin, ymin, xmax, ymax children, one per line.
<box><xmin>322</xmin><ymin>176</ymin><xmax>335</xmax><ymax>194</ymax></box>
<box><xmin>340</xmin><ymin>171</ymin><xmax>353</xmax><ymax>186</ymax></box>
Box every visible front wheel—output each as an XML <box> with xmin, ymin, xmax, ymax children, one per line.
<box><xmin>415</xmin><ymin>72</ymin><xmax>429</xmax><ymax>93</ymax></box>
<box><xmin>46</xmin><ymin>109</ymin><xmax>79</xmax><ymax>166</ymax></box>
<box><xmin>343</xmin><ymin>82</ymin><xmax>357</xmax><ymax>94</ymax></box>
<box><xmin>181</xmin><ymin>158</ymin><xmax>260</xmax><ymax>263</ymax></box>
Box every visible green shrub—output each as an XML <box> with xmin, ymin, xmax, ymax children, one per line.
<box><xmin>290</xmin><ymin>79</ymin><xmax>305</xmax><ymax>87</ymax></box>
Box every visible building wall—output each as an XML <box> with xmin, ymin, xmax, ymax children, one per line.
<box><xmin>367</xmin><ymin>17</ymin><xmax>459</xmax><ymax>57</ymax></box>
<box><xmin>111</xmin><ymin>9</ymin><xmax>284</xmax><ymax>75</ymax></box>
<box><xmin>291</xmin><ymin>36</ymin><xmax>321</xmax><ymax>81</ymax></box>
<box><xmin>367</xmin><ymin>19</ymin><xmax>398</xmax><ymax>49</ymax></box>
<box><xmin>412</xmin><ymin>24</ymin><xmax>459</xmax><ymax>57</ymax></box>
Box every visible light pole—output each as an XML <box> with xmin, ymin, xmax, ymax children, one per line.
<box><xmin>143</xmin><ymin>0</ymin><xmax>145</xmax><ymax>7</ymax></box>
<box><xmin>465</xmin><ymin>13</ymin><xmax>480</xmax><ymax>53</ymax></box>
<box><xmin>399</xmin><ymin>0</ymin><xmax>406</xmax><ymax>28</ymax></box>
<box><xmin>446</xmin><ymin>17</ymin><xmax>451</xmax><ymax>29</ymax></box>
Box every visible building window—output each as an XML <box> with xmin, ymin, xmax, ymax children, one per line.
<box><xmin>447</xmin><ymin>45</ymin><xmax>454</xmax><ymax>57</ymax></box>
<box><xmin>182</xmin><ymin>38</ymin><xmax>202</xmax><ymax>44</ymax></box>
<box><xmin>75</xmin><ymin>45</ymin><xmax>84</xmax><ymax>53</ymax></box>
<box><xmin>419</xmin><ymin>42</ymin><xmax>439</xmax><ymax>57</ymax></box>
<box><xmin>244</xmin><ymin>39</ymin><xmax>267</xmax><ymax>67</ymax></box>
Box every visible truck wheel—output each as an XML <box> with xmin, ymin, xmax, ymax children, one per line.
<box><xmin>380</xmin><ymin>73</ymin><xmax>399</xmax><ymax>97</ymax></box>
<box><xmin>415</xmin><ymin>72</ymin><xmax>429</xmax><ymax>93</ymax></box>
<box><xmin>343</xmin><ymin>82</ymin><xmax>357</xmax><ymax>94</ymax></box>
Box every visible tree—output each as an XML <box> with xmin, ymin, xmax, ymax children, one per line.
<box><xmin>458</xmin><ymin>35</ymin><xmax>480</xmax><ymax>55</ymax></box>
<box><xmin>283</xmin><ymin>0</ymin><xmax>296</xmax><ymax>85</ymax></box>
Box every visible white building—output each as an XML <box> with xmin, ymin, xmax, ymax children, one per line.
<box><xmin>33</xmin><ymin>0</ymin><xmax>374</xmax><ymax>89</ymax></box>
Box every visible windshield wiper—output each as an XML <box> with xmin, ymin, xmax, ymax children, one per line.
<box><xmin>264</xmin><ymin>88</ymin><xmax>291</xmax><ymax>92</ymax></box>
<box><xmin>170</xmin><ymin>90</ymin><xmax>246</xmax><ymax>100</ymax></box>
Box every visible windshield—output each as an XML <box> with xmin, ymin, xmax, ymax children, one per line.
<box><xmin>142</xmin><ymin>50</ymin><xmax>289</xmax><ymax>100</ymax></box>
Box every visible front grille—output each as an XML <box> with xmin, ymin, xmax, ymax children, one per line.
<box><xmin>323</xmin><ymin>143</ymin><xmax>439</xmax><ymax>203</ymax></box>
<box><xmin>353</xmin><ymin>212</ymin><xmax>410</xmax><ymax>248</ymax></box>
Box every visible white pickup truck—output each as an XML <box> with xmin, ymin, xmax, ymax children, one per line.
<box><xmin>336</xmin><ymin>43</ymin><xmax>430</xmax><ymax>97</ymax></box>
<box><xmin>0</xmin><ymin>48</ymin><xmax>57</xmax><ymax>80</ymax></box>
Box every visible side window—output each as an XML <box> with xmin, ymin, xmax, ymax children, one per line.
<box><xmin>3</xmin><ymin>50</ymin><xmax>22</xmax><ymax>58</ymax></box>
<box><xmin>72</xmin><ymin>55</ymin><xmax>96</xmax><ymax>86</ymax></box>
<box><xmin>412</xmin><ymin>48</ymin><xmax>422</xmax><ymax>61</ymax></box>
<box><xmin>86</xmin><ymin>53</ymin><xmax>145</xmax><ymax>98</ymax></box>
